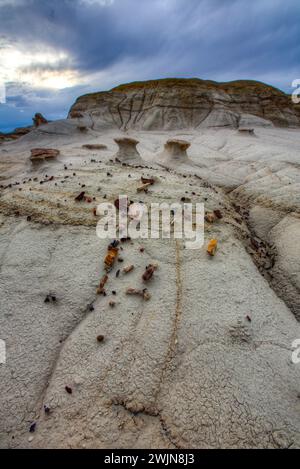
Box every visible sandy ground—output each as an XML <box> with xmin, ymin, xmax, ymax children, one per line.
<box><xmin>0</xmin><ymin>123</ymin><xmax>299</xmax><ymax>448</ymax></box>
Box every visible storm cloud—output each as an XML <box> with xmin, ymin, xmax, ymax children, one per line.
<box><xmin>0</xmin><ymin>0</ymin><xmax>299</xmax><ymax>131</ymax></box>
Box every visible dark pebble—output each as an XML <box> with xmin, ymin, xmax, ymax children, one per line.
<box><xmin>29</xmin><ymin>423</ymin><xmax>36</xmax><ymax>433</ymax></box>
<box><xmin>44</xmin><ymin>405</ymin><xmax>51</xmax><ymax>415</ymax></box>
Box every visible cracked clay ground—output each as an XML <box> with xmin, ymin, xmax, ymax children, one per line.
<box><xmin>0</xmin><ymin>127</ymin><xmax>300</xmax><ymax>448</ymax></box>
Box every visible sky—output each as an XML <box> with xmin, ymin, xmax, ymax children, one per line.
<box><xmin>0</xmin><ymin>0</ymin><xmax>299</xmax><ymax>132</ymax></box>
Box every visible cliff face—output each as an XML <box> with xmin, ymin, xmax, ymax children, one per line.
<box><xmin>69</xmin><ymin>78</ymin><xmax>300</xmax><ymax>130</ymax></box>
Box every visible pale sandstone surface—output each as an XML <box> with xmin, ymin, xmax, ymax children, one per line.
<box><xmin>0</xmin><ymin>79</ymin><xmax>300</xmax><ymax>448</ymax></box>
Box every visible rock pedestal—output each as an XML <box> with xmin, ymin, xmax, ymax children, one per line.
<box><xmin>114</xmin><ymin>137</ymin><xmax>143</xmax><ymax>164</ymax></box>
<box><xmin>162</xmin><ymin>139</ymin><xmax>190</xmax><ymax>160</ymax></box>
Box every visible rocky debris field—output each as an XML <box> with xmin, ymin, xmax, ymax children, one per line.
<box><xmin>0</xmin><ymin>85</ymin><xmax>300</xmax><ymax>448</ymax></box>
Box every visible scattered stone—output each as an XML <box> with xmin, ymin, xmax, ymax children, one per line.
<box><xmin>109</xmin><ymin>301</ymin><xmax>116</xmax><ymax>308</ymax></box>
<box><xmin>123</xmin><ymin>265</ymin><xmax>135</xmax><ymax>274</ymax></box>
<box><xmin>246</xmin><ymin>315</ymin><xmax>252</xmax><ymax>322</ymax></box>
<box><xmin>65</xmin><ymin>386</ymin><xmax>73</xmax><ymax>394</ymax></box>
<box><xmin>142</xmin><ymin>264</ymin><xmax>158</xmax><ymax>282</ymax></box>
<box><xmin>142</xmin><ymin>289</ymin><xmax>151</xmax><ymax>301</ymax></box>
<box><xmin>116</xmin><ymin>270</ymin><xmax>120</xmax><ymax>278</ymax></box>
<box><xmin>109</xmin><ymin>240</ymin><xmax>120</xmax><ymax>249</ymax></box>
<box><xmin>97</xmin><ymin>335</ymin><xmax>105</xmax><ymax>343</ymax></box>
<box><xmin>30</xmin><ymin>148</ymin><xmax>60</xmax><ymax>160</ymax></box>
<box><xmin>82</xmin><ymin>144</ymin><xmax>107</xmax><ymax>150</ymax></box>
<box><xmin>141</xmin><ymin>176</ymin><xmax>155</xmax><ymax>185</ymax></box>
<box><xmin>44</xmin><ymin>294</ymin><xmax>57</xmax><ymax>304</ymax></box>
<box><xmin>126</xmin><ymin>287</ymin><xmax>151</xmax><ymax>301</ymax></box>
<box><xmin>207</xmin><ymin>239</ymin><xmax>218</xmax><ymax>257</ymax></box>
<box><xmin>121</xmin><ymin>237</ymin><xmax>131</xmax><ymax>243</ymax></box>
<box><xmin>104</xmin><ymin>247</ymin><xmax>119</xmax><ymax>271</ymax></box>
<box><xmin>214</xmin><ymin>209</ymin><xmax>223</xmax><ymax>219</ymax></box>
<box><xmin>97</xmin><ymin>275</ymin><xmax>108</xmax><ymax>295</ymax></box>
<box><xmin>44</xmin><ymin>405</ymin><xmax>51</xmax><ymax>415</ymax></box>
<box><xmin>75</xmin><ymin>191</ymin><xmax>85</xmax><ymax>202</ymax></box>
<box><xmin>29</xmin><ymin>422</ymin><xmax>36</xmax><ymax>433</ymax></box>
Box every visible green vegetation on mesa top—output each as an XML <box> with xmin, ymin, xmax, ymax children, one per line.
<box><xmin>111</xmin><ymin>77</ymin><xmax>286</xmax><ymax>95</ymax></box>
<box><xmin>76</xmin><ymin>77</ymin><xmax>288</xmax><ymax>101</ymax></box>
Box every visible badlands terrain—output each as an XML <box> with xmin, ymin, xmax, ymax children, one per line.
<box><xmin>0</xmin><ymin>78</ymin><xmax>299</xmax><ymax>448</ymax></box>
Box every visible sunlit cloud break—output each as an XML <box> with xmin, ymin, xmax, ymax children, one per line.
<box><xmin>0</xmin><ymin>43</ymin><xmax>78</xmax><ymax>89</ymax></box>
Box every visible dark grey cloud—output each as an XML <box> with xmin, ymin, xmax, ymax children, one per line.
<box><xmin>0</xmin><ymin>0</ymin><xmax>299</xmax><ymax>131</ymax></box>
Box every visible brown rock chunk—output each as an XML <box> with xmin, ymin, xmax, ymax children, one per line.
<box><xmin>141</xmin><ymin>176</ymin><xmax>155</xmax><ymax>185</ymax></box>
<box><xmin>142</xmin><ymin>264</ymin><xmax>158</xmax><ymax>282</ymax></box>
<box><xmin>33</xmin><ymin>113</ymin><xmax>48</xmax><ymax>127</ymax></box>
<box><xmin>207</xmin><ymin>239</ymin><xmax>218</xmax><ymax>257</ymax></box>
<box><xmin>126</xmin><ymin>287</ymin><xmax>151</xmax><ymax>301</ymax></box>
<box><xmin>30</xmin><ymin>148</ymin><xmax>60</xmax><ymax>160</ymax></box>
<box><xmin>104</xmin><ymin>247</ymin><xmax>119</xmax><ymax>270</ymax></box>
<box><xmin>97</xmin><ymin>274</ymin><xmax>108</xmax><ymax>294</ymax></box>
<box><xmin>75</xmin><ymin>191</ymin><xmax>85</xmax><ymax>202</ymax></box>
<box><xmin>123</xmin><ymin>265</ymin><xmax>135</xmax><ymax>274</ymax></box>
